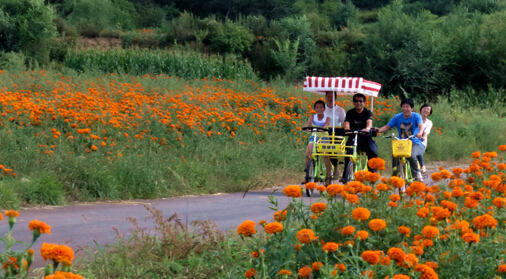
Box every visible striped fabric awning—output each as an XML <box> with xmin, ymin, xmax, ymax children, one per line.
<box><xmin>303</xmin><ymin>77</ymin><xmax>382</xmax><ymax>97</ymax></box>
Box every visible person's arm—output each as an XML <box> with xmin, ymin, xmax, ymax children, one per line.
<box><xmin>416</xmin><ymin>122</ymin><xmax>424</xmax><ymax>138</ymax></box>
<box><xmin>343</xmin><ymin>121</ymin><xmax>350</xmax><ymax>130</ymax></box>
<box><xmin>364</xmin><ymin>119</ymin><xmax>373</xmax><ymax>131</ymax></box>
<box><xmin>304</xmin><ymin>116</ymin><xmax>313</xmax><ymax>127</ymax></box>
<box><xmin>377</xmin><ymin>124</ymin><xmax>391</xmax><ymax>133</ymax></box>
<box><xmin>322</xmin><ymin>117</ymin><xmax>330</xmax><ymax>129</ymax></box>
<box><xmin>338</xmin><ymin>107</ymin><xmax>346</xmax><ymax>126</ymax></box>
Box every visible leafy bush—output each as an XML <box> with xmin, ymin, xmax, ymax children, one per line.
<box><xmin>210</xmin><ymin>20</ymin><xmax>254</xmax><ymax>54</ymax></box>
<box><xmin>136</xmin><ymin>4</ymin><xmax>166</xmax><ymax>28</ymax></box>
<box><xmin>321</xmin><ymin>0</ymin><xmax>359</xmax><ymax>29</ymax></box>
<box><xmin>0</xmin><ymin>0</ymin><xmax>57</xmax><ymax>65</ymax></box>
<box><xmin>67</xmin><ymin>0</ymin><xmax>138</xmax><ymax>37</ymax></box>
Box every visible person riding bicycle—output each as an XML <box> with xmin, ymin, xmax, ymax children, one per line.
<box><xmin>303</xmin><ymin>100</ymin><xmax>332</xmax><ymax>185</ymax></box>
<box><xmin>376</xmin><ymin>98</ymin><xmax>424</xmax><ymax>181</ymax></box>
<box><xmin>342</xmin><ymin>93</ymin><xmax>378</xmax><ymax>180</ymax></box>
<box><xmin>325</xmin><ymin>91</ymin><xmax>346</xmax><ymax>182</ymax></box>
<box><xmin>418</xmin><ymin>103</ymin><xmax>433</xmax><ymax>174</ymax></box>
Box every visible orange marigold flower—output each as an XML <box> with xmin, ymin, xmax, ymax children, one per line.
<box><xmin>310</xmin><ymin>202</ymin><xmax>327</xmax><ymax>213</ymax></box>
<box><xmin>354</xmin><ymin>170</ymin><xmax>367</xmax><ymax>182</ymax></box>
<box><xmin>245</xmin><ymin>268</ymin><xmax>256</xmax><ymax>278</ymax></box>
<box><xmin>273</xmin><ymin>210</ymin><xmax>287</xmax><ymax>221</ymax></box>
<box><xmin>40</xmin><ymin>243</ymin><xmax>74</xmax><ymax>263</ymax></box>
<box><xmin>440</xmin><ymin>200</ymin><xmax>458</xmax><ymax>211</ymax></box>
<box><xmin>311</xmin><ymin>261</ymin><xmax>323</xmax><ymax>271</ymax></box>
<box><xmin>393</xmin><ymin>275</ymin><xmax>410</xmax><ymax>279</ymax></box>
<box><xmin>326</xmin><ymin>184</ymin><xmax>343</xmax><ymax>196</ymax></box>
<box><xmin>278</xmin><ymin>269</ymin><xmax>292</xmax><ymax>276</ymax></box>
<box><xmin>335</xmin><ymin>263</ymin><xmax>346</xmax><ymax>272</ymax></box>
<box><xmin>472</xmin><ymin>214</ymin><xmax>497</xmax><ymax>229</ymax></box>
<box><xmin>402</xmin><ymin>253</ymin><xmax>419</xmax><ymax>268</ymax></box>
<box><xmin>294</xmin><ymin>244</ymin><xmax>302</xmax><ymax>251</ymax></box>
<box><xmin>388</xmin><ymin>247</ymin><xmax>406</xmax><ymax>262</ymax></box>
<box><xmin>352</xmin><ymin>207</ymin><xmax>371</xmax><ymax>221</ymax></box>
<box><xmin>298</xmin><ymin>266</ymin><xmax>312</xmax><ymax>278</ymax></box>
<box><xmin>369</xmin><ymin>219</ymin><xmax>387</xmax><ymax>232</ymax></box>
<box><xmin>252</xmin><ymin>251</ymin><xmax>259</xmax><ymax>258</ymax></box>
<box><xmin>380</xmin><ymin>256</ymin><xmax>391</xmax><ymax>266</ymax></box>
<box><xmin>346</xmin><ymin>194</ymin><xmax>359</xmax><ymax>204</ymax></box>
<box><xmin>44</xmin><ymin>271</ymin><xmax>85</xmax><ymax>279</ymax></box>
<box><xmin>414</xmin><ymin>264</ymin><xmax>438</xmax><ymax>279</ymax></box>
<box><xmin>322</xmin><ymin>242</ymin><xmax>339</xmax><ymax>253</ymax></box>
<box><xmin>341</xmin><ymin>226</ymin><xmax>356</xmax><ymax>236</ymax></box>
<box><xmin>398</xmin><ymin>226</ymin><xmax>411</xmax><ymax>236</ymax></box>
<box><xmin>452</xmin><ymin>168</ymin><xmax>464</xmax><ymax>175</ymax></box>
<box><xmin>422</xmin><ymin>226</ymin><xmax>440</xmax><ymax>239</ymax></box>
<box><xmin>355</xmin><ymin>230</ymin><xmax>369</xmax><ymax>240</ymax></box>
<box><xmin>499</xmin><ymin>264</ymin><xmax>506</xmax><ymax>273</ymax></box>
<box><xmin>472</xmin><ymin>151</ymin><xmax>481</xmax><ymax>158</ymax></box>
<box><xmin>498</xmin><ymin>163</ymin><xmax>506</xmax><ymax>170</ymax></box>
<box><xmin>440</xmin><ymin>170</ymin><xmax>451</xmax><ymax>179</ymax></box>
<box><xmin>361</xmin><ymin>250</ymin><xmax>381</xmax><ymax>265</ymax></box>
<box><xmin>237</xmin><ymin>220</ymin><xmax>256</xmax><ymax>237</ymax></box>
<box><xmin>451</xmin><ymin>187</ymin><xmax>464</xmax><ymax>197</ymax></box>
<box><xmin>390</xmin><ymin>194</ymin><xmax>401</xmax><ymax>202</ymax></box>
<box><xmin>365</xmin><ymin>172</ymin><xmax>381</xmax><ymax>183</ymax></box>
<box><xmin>28</xmin><ymin>220</ymin><xmax>51</xmax><ymax>235</ymax></box>
<box><xmin>425</xmin><ymin>261</ymin><xmax>438</xmax><ymax>270</ymax></box>
<box><xmin>305</xmin><ymin>182</ymin><xmax>317</xmax><ymax>190</ymax></box>
<box><xmin>368</xmin><ymin>158</ymin><xmax>386</xmax><ymax>171</ymax></box>
<box><xmin>430</xmin><ymin>172</ymin><xmax>442</xmax><ymax>181</ymax></box>
<box><xmin>389</xmin><ymin>176</ymin><xmax>405</xmax><ymax>188</ymax></box>
<box><xmin>499</xmin><ymin>145</ymin><xmax>506</xmax><ymax>151</ymax></box>
<box><xmin>316</xmin><ymin>185</ymin><xmax>326</xmax><ymax>192</ymax></box>
<box><xmin>4</xmin><ymin>210</ymin><xmax>20</xmax><ymax>217</ymax></box>
<box><xmin>462</xmin><ymin>232</ymin><xmax>479</xmax><ymax>243</ymax></box>
<box><xmin>376</xmin><ymin>183</ymin><xmax>388</xmax><ymax>191</ymax></box>
<box><xmin>408</xmin><ymin>181</ymin><xmax>426</xmax><ymax>194</ymax></box>
<box><xmin>296</xmin><ymin>229</ymin><xmax>316</xmax><ymax>244</ymax></box>
<box><xmin>388</xmin><ymin>201</ymin><xmax>398</xmax><ymax>207</ymax></box>
<box><xmin>417</xmin><ymin>208</ymin><xmax>429</xmax><ymax>218</ymax></box>
<box><xmin>469</xmin><ymin>192</ymin><xmax>484</xmax><ymax>201</ymax></box>
<box><xmin>464</xmin><ymin>198</ymin><xmax>479</xmax><ymax>208</ymax></box>
<box><xmin>264</xmin><ymin>222</ymin><xmax>283</xmax><ymax>234</ymax></box>
<box><xmin>421</xmin><ymin>239</ymin><xmax>434</xmax><ymax>247</ymax></box>
<box><xmin>493</xmin><ymin>197</ymin><xmax>506</xmax><ymax>208</ymax></box>
<box><xmin>361</xmin><ymin>270</ymin><xmax>374</xmax><ymax>278</ymax></box>
<box><xmin>283</xmin><ymin>185</ymin><xmax>302</xmax><ymax>198</ymax></box>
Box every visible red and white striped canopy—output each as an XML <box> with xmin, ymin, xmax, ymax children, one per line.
<box><xmin>303</xmin><ymin>77</ymin><xmax>382</xmax><ymax>97</ymax></box>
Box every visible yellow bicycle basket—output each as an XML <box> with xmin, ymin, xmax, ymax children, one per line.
<box><xmin>315</xmin><ymin>136</ymin><xmax>346</xmax><ymax>156</ymax></box>
<box><xmin>392</xmin><ymin>140</ymin><xmax>412</xmax><ymax>158</ymax></box>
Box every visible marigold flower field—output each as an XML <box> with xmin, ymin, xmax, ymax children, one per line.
<box><xmin>0</xmin><ymin>70</ymin><xmax>402</xmax><ymax>203</ymax></box>
<box><xmin>239</xmin><ymin>149</ymin><xmax>506</xmax><ymax>278</ymax></box>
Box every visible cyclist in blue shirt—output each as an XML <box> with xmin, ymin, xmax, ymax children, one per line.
<box><xmin>376</xmin><ymin>98</ymin><xmax>424</xmax><ymax>181</ymax></box>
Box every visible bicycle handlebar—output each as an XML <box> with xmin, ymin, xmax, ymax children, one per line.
<box><xmin>302</xmin><ymin>126</ymin><xmax>328</xmax><ymax>132</ymax></box>
<box><xmin>383</xmin><ymin>133</ymin><xmax>415</xmax><ymax>140</ymax></box>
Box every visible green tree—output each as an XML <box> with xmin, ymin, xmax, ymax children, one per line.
<box><xmin>0</xmin><ymin>0</ymin><xmax>57</xmax><ymax>65</ymax></box>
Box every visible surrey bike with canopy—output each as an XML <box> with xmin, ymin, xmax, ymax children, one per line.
<box><xmin>301</xmin><ymin>77</ymin><xmax>382</xmax><ymax>195</ymax></box>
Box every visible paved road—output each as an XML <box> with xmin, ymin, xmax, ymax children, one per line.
<box><xmin>1</xmin><ymin>170</ymin><xmax>440</xmax><ymax>270</ymax></box>
<box><xmin>0</xmin><ymin>187</ymin><xmax>298</xmax><ymax>269</ymax></box>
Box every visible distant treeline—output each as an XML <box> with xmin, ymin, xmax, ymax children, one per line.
<box><xmin>1</xmin><ymin>0</ymin><xmax>506</xmax><ymax>100</ymax></box>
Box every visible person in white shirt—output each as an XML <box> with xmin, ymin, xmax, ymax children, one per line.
<box><xmin>324</xmin><ymin>91</ymin><xmax>346</xmax><ymax>181</ymax></box>
<box><xmin>324</xmin><ymin>91</ymin><xmax>346</xmax><ymax>129</ymax></box>
<box><xmin>418</xmin><ymin>103</ymin><xmax>433</xmax><ymax>174</ymax></box>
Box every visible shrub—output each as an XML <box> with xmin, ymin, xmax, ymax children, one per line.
<box><xmin>20</xmin><ymin>173</ymin><xmax>64</xmax><ymax>205</ymax></box>
<box><xmin>0</xmin><ymin>0</ymin><xmax>58</xmax><ymax>65</ymax></box>
<box><xmin>67</xmin><ymin>0</ymin><xmax>138</xmax><ymax>37</ymax></box>
<box><xmin>321</xmin><ymin>0</ymin><xmax>359</xmax><ymax>29</ymax></box>
<box><xmin>210</xmin><ymin>20</ymin><xmax>254</xmax><ymax>55</ymax></box>
<box><xmin>136</xmin><ymin>4</ymin><xmax>166</xmax><ymax>28</ymax></box>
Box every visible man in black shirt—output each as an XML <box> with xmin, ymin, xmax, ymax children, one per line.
<box><xmin>342</xmin><ymin>93</ymin><xmax>378</xmax><ymax>180</ymax></box>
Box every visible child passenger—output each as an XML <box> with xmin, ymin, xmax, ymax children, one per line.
<box><xmin>418</xmin><ymin>103</ymin><xmax>433</xmax><ymax>173</ymax></box>
<box><xmin>303</xmin><ymin>100</ymin><xmax>333</xmax><ymax>185</ymax></box>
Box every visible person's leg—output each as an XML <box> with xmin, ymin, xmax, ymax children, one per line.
<box><xmin>305</xmin><ymin>142</ymin><xmax>314</xmax><ymax>171</ymax></box>
<box><xmin>408</xmin><ymin>144</ymin><xmax>423</xmax><ymax>180</ymax></box>
<box><xmin>342</xmin><ymin>139</ymin><xmax>354</xmax><ymax>179</ymax></box>
<box><xmin>360</xmin><ymin>140</ymin><xmax>378</xmax><ymax>172</ymax></box>
<box><xmin>324</xmin><ymin>156</ymin><xmax>332</xmax><ymax>179</ymax></box>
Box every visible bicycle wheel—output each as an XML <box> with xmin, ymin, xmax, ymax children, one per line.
<box><xmin>306</xmin><ymin>159</ymin><xmax>315</xmax><ymax>197</ymax></box>
<box><xmin>343</xmin><ymin>161</ymin><xmax>355</xmax><ymax>184</ymax></box>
